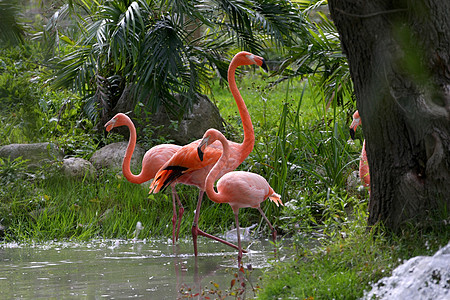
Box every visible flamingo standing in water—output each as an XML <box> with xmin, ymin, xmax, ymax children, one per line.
<box><xmin>149</xmin><ymin>51</ymin><xmax>268</xmax><ymax>255</ymax></box>
<box><xmin>349</xmin><ymin>110</ymin><xmax>370</xmax><ymax>193</ymax></box>
<box><xmin>104</xmin><ymin>113</ymin><xmax>185</xmax><ymax>242</ymax></box>
<box><xmin>197</xmin><ymin>128</ymin><xmax>283</xmax><ymax>265</ymax></box>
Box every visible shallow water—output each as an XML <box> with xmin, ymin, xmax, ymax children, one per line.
<box><xmin>0</xmin><ymin>237</ymin><xmax>290</xmax><ymax>299</ymax></box>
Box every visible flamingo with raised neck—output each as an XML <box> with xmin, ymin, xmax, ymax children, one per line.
<box><xmin>149</xmin><ymin>51</ymin><xmax>268</xmax><ymax>255</ymax></box>
<box><xmin>197</xmin><ymin>128</ymin><xmax>283</xmax><ymax>265</ymax></box>
<box><xmin>105</xmin><ymin>113</ymin><xmax>184</xmax><ymax>242</ymax></box>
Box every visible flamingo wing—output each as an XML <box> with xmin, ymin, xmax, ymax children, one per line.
<box><xmin>140</xmin><ymin>144</ymin><xmax>181</xmax><ymax>180</ymax></box>
<box><xmin>150</xmin><ymin>140</ymin><xmax>222</xmax><ymax>192</ymax></box>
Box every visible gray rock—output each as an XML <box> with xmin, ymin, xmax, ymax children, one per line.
<box><xmin>0</xmin><ymin>142</ymin><xmax>63</xmax><ymax>169</ymax></box>
<box><xmin>62</xmin><ymin>157</ymin><xmax>97</xmax><ymax>180</ymax></box>
<box><xmin>163</xmin><ymin>94</ymin><xmax>225</xmax><ymax>145</ymax></box>
<box><xmin>111</xmin><ymin>94</ymin><xmax>225</xmax><ymax>145</ymax></box>
<box><xmin>89</xmin><ymin>141</ymin><xmax>146</xmax><ymax>172</ymax></box>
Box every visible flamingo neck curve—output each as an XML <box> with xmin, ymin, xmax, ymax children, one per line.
<box><xmin>228</xmin><ymin>58</ymin><xmax>254</xmax><ymax>163</ymax></box>
<box><xmin>205</xmin><ymin>132</ymin><xmax>231</xmax><ymax>204</ymax></box>
<box><xmin>121</xmin><ymin>117</ymin><xmax>144</xmax><ymax>184</ymax></box>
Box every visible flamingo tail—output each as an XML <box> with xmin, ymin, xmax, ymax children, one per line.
<box><xmin>150</xmin><ymin>166</ymin><xmax>187</xmax><ymax>193</ymax></box>
<box><xmin>268</xmin><ymin>192</ymin><xmax>283</xmax><ymax>207</ymax></box>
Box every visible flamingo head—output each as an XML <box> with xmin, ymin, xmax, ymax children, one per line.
<box><xmin>349</xmin><ymin>110</ymin><xmax>361</xmax><ymax>140</ymax></box>
<box><xmin>234</xmin><ymin>51</ymin><xmax>268</xmax><ymax>72</ymax></box>
<box><xmin>197</xmin><ymin>128</ymin><xmax>222</xmax><ymax>161</ymax></box>
<box><xmin>105</xmin><ymin>113</ymin><xmax>128</xmax><ymax>132</ymax></box>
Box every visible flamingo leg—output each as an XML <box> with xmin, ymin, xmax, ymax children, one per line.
<box><xmin>191</xmin><ymin>190</ymin><xmax>204</xmax><ymax>256</ymax></box>
<box><xmin>234</xmin><ymin>210</ymin><xmax>243</xmax><ymax>267</ymax></box>
<box><xmin>172</xmin><ymin>186</ymin><xmax>184</xmax><ymax>242</ymax></box>
<box><xmin>257</xmin><ymin>206</ymin><xmax>278</xmax><ymax>258</ymax></box>
<box><xmin>257</xmin><ymin>206</ymin><xmax>276</xmax><ymax>242</ymax></box>
<box><xmin>171</xmin><ymin>188</ymin><xmax>178</xmax><ymax>244</ymax></box>
<box><xmin>191</xmin><ymin>191</ymin><xmax>244</xmax><ymax>256</ymax></box>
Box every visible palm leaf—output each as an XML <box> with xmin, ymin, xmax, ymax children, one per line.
<box><xmin>273</xmin><ymin>1</ymin><xmax>352</xmax><ymax>108</ymax></box>
<box><xmin>0</xmin><ymin>1</ymin><xmax>25</xmax><ymax>45</ymax></box>
<box><xmin>43</xmin><ymin>0</ymin><xmax>305</xmax><ymax>124</ymax></box>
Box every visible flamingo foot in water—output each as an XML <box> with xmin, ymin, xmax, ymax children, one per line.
<box><xmin>271</xmin><ymin>229</ymin><xmax>278</xmax><ymax>258</ymax></box>
<box><xmin>175</xmin><ymin>206</ymin><xmax>184</xmax><ymax>242</ymax></box>
<box><xmin>191</xmin><ymin>225</ymin><xmax>246</xmax><ymax>256</ymax></box>
<box><xmin>171</xmin><ymin>213</ymin><xmax>177</xmax><ymax>244</ymax></box>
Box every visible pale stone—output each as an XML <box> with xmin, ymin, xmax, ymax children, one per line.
<box><xmin>62</xmin><ymin>157</ymin><xmax>96</xmax><ymax>180</ymax></box>
<box><xmin>89</xmin><ymin>141</ymin><xmax>145</xmax><ymax>172</ymax></box>
<box><xmin>0</xmin><ymin>142</ymin><xmax>63</xmax><ymax>169</ymax></box>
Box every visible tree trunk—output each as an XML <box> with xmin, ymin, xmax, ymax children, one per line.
<box><xmin>328</xmin><ymin>0</ymin><xmax>450</xmax><ymax>230</ymax></box>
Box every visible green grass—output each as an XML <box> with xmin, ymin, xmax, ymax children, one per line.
<box><xmin>1</xmin><ymin>70</ymin><xmax>360</xmax><ymax>241</ymax></box>
<box><xmin>0</xmin><ymin>161</ymin><xmax>262</xmax><ymax>241</ymax></box>
<box><xmin>258</xmin><ymin>214</ymin><xmax>450</xmax><ymax>299</ymax></box>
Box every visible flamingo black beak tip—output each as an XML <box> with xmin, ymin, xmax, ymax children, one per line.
<box><xmin>261</xmin><ymin>59</ymin><xmax>268</xmax><ymax>72</ymax></box>
<box><xmin>197</xmin><ymin>147</ymin><xmax>204</xmax><ymax>162</ymax></box>
<box><xmin>349</xmin><ymin>128</ymin><xmax>355</xmax><ymax>140</ymax></box>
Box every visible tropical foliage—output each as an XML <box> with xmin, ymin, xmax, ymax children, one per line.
<box><xmin>273</xmin><ymin>0</ymin><xmax>353</xmax><ymax>110</ymax></box>
<box><xmin>39</xmin><ymin>0</ymin><xmax>304</xmax><ymax>125</ymax></box>
<box><xmin>2</xmin><ymin>0</ymin><xmax>351</xmax><ymax>127</ymax></box>
<box><xmin>0</xmin><ymin>0</ymin><xmax>25</xmax><ymax>45</ymax></box>
<box><xmin>3</xmin><ymin>2</ymin><xmax>448</xmax><ymax>299</ymax></box>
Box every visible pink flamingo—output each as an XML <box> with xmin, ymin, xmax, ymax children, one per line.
<box><xmin>104</xmin><ymin>113</ymin><xmax>185</xmax><ymax>242</ymax></box>
<box><xmin>197</xmin><ymin>128</ymin><xmax>283</xmax><ymax>265</ymax></box>
<box><xmin>349</xmin><ymin>110</ymin><xmax>370</xmax><ymax>193</ymax></box>
<box><xmin>149</xmin><ymin>51</ymin><xmax>268</xmax><ymax>255</ymax></box>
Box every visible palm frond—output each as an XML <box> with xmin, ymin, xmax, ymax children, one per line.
<box><xmin>273</xmin><ymin>1</ymin><xmax>353</xmax><ymax>108</ymax></box>
<box><xmin>0</xmin><ymin>0</ymin><xmax>26</xmax><ymax>46</ymax></box>
<box><xmin>43</xmin><ymin>0</ymin><xmax>307</xmax><ymax>124</ymax></box>
<box><xmin>251</xmin><ymin>0</ymin><xmax>305</xmax><ymax>48</ymax></box>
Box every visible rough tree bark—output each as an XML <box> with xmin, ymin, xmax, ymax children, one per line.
<box><xmin>328</xmin><ymin>0</ymin><xmax>450</xmax><ymax>230</ymax></box>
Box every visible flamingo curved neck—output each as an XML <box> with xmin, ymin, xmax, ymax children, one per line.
<box><xmin>228</xmin><ymin>60</ymin><xmax>254</xmax><ymax>162</ymax></box>
<box><xmin>205</xmin><ymin>134</ymin><xmax>231</xmax><ymax>204</ymax></box>
<box><xmin>122</xmin><ymin>118</ymin><xmax>144</xmax><ymax>184</ymax></box>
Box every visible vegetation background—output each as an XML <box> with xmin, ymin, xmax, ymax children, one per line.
<box><xmin>1</xmin><ymin>0</ymin><xmax>448</xmax><ymax>299</ymax></box>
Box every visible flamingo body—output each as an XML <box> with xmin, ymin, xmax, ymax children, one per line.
<box><xmin>360</xmin><ymin>140</ymin><xmax>370</xmax><ymax>189</ymax></box>
<box><xmin>350</xmin><ymin>110</ymin><xmax>371</xmax><ymax>192</ymax></box>
<box><xmin>135</xmin><ymin>144</ymin><xmax>182</xmax><ymax>183</ymax></box>
<box><xmin>151</xmin><ymin>139</ymin><xmax>223</xmax><ymax>191</ymax></box>
<box><xmin>215</xmin><ymin>171</ymin><xmax>281</xmax><ymax>210</ymax></box>
<box><xmin>104</xmin><ymin>113</ymin><xmax>185</xmax><ymax>242</ymax></box>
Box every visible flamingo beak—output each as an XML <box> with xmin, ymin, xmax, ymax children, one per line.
<box><xmin>247</xmin><ymin>53</ymin><xmax>268</xmax><ymax>72</ymax></box>
<box><xmin>197</xmin><ymin>147</ymin><xmax>204</xmax><ymax>162</ymax></box>
<box><xmin>261</xmin><ymin>59</ymin><xmax>268</xmax><ymax>72</ymax></box>
<box><xmin>197</xmin><ymin>136</ymin><xmax>210</xmax><ymax>161</ymax></box>
<box><xmin>104</xmin><ymin>118</ymin><xmax>116</xmax><ymax>132</ymax></box>
<box><xmin>349</xmin><ymin>128</ymin><xmax>356</xmax><ymax>140</ymax></box>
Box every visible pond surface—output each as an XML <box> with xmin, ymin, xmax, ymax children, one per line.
<box><xmin>0</xmin><ymin>236</ymin><xmax>292</xmax><ymax>299</ymax></box>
